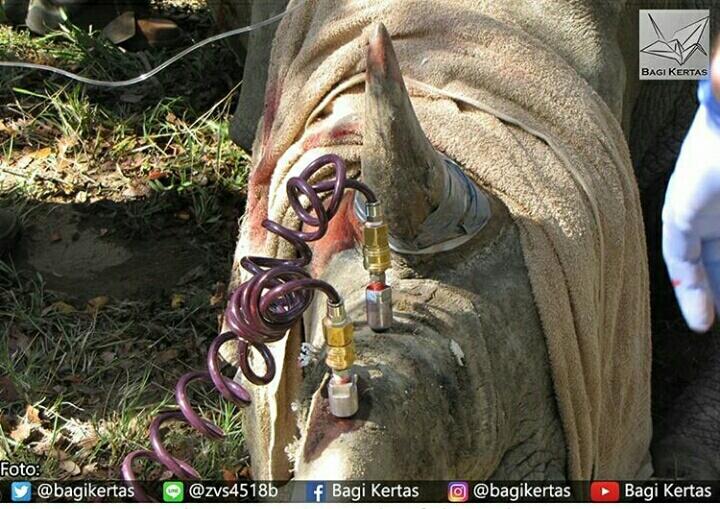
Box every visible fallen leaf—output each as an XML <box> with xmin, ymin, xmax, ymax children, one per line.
<box><xmin>60</xmin><ymin>459</ymin><xmax>81</xmax><ymax>476</ymax></box>
<box><xmin>50</xmin><ymin>231</ymin><xmax>62</xmax><ymax>242</ymax></box>
<box><xmin>125</xmin><ymin>153</ymin><xmax>144</xmax><ymax>170</ymax></box>
<box><xmin>147</xmin><ymin>170</ymin><xmax>168</xmax><ymax>180</ymax></box>
<box><xmin>122</xmin><ymin>181</ymin><xmax>151</xmax><ymax>198</ymax></box>
<box><xmin>10</xmin><ymin>422</ymin><xmax>33</xmax><ymax>443</ymax></box>
<box><xmin>99</xmin><ymin>228</ymin><xmax>109</xmax><ymax>237</ymax></box>
<box><xmin>10</xmin><ymin>406</ymin><xmax>41</xmax><ymax>443</ymax></box>
<box><xmin>56</xmin><ymin>135</ymin><xmax>79</xmax><ymax>158</ymax></box>
<box><xmin>26</xmin><ymin>405</ymin><xmax>42</xmax><ymax>425</ymax></box>
<box><xmin>170</xmin><ymin>293</ymin><xmax>185</xmax><ymax>309</ymax></box>
<box><xmin>31</xmin><ymin>147</ymin><xmax>53</xmax><ymax>160</ymax></box>
<box><xmin>82</xmin><ymin>462</ymin><xmax>97</xmax><ymax>475</ymax></box>
<box><xmin>42</xmin><ymin>301</ymin><xmax>77</xmax><ymax>316</ymax></box>
<box><xmin>86</xmin><ymin>296</ymin><xmax>110</xmax><ymax>312</ymax></box>
<box><xmin>222</xmin><ymin>468</ymin><xmax>237</xmax><ymax>482</ymax></box>
<box><xmin>176</xmin><ymin>211</ymin><xmax>191</xmax><ymax>221</ymax></box>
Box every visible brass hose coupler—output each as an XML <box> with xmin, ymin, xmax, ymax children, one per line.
<box><xmin>363</xmin><ymin>201</ymin><xmax>393</xmax><ymax>332</ymax></box>
<box><xmin>323</xmin><ymin>300</ymin><xmax>359</xmax><ymax>418</ymax></box>
<box><xmin>323</xmin><ymin>300</ymin><xmax>355</xmax><ymax>372</ymax></box>
<box><xmin>363</xmin><ymin>201</ymin><xmax>391</xmax><ymax>275</ymax></box>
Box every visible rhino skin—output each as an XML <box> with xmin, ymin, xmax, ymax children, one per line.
<box><xmin>206</xmin><ymin>0</ymin><xmax>720</xmax><ymax>480</ymax></box>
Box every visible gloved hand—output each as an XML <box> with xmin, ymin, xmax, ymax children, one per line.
<box><xmin>662</xmin><ymin>74</ymin><xmax>720</xmax><ymax>333</ymax></box>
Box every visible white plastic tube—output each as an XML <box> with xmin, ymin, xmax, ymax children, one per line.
<box><xmin>0</xmin><ymin>0</ymin><xmax>307</xmax><ymax>88</ymax></box>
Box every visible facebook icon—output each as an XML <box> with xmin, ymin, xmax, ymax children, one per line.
<box><xmin>306</xmin><ymin>482</ymin><xmax>327</xmax><ymax>502</ymax></box>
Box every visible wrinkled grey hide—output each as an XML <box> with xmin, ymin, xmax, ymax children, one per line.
<box><xmin>293</xmin><ymin>198</ymin><xmax>566</xmax><ymax>480</ymax></box>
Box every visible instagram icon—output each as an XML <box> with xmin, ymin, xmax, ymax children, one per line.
<box><xmin>447</xmin><ymin>481</ymin><xmax>469</xmax><ymax>502</ymax></box>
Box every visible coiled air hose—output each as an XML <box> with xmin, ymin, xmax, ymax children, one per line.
<box><xmin>120</xmin><ymin>154</ymin><xmax>393</xmax><ymax>501</ymax></box>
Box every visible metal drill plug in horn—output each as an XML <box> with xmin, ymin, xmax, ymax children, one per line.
<box><xmin>362</xmin><ymin>201</ymin><xmax>393</xmax><ymax>332</ymax></box>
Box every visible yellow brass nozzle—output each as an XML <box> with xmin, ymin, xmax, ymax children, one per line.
<box><xmin>323</xmin><ymin>301</ymin><xmax>356</xmax><ymax>372</ymax></box>
<box><xmin>363</xmin><ymin>202</ymin><xmax>391</xmax><ymax>274</ymax></box>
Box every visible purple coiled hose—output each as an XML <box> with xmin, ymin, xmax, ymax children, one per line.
<box><xmin>121</xmin><ymin>154</ymin><xmax>376</xmax><ymax>500</ymax></box>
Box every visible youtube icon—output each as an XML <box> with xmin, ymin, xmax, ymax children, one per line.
<box><xmin>590</xmin><ymin>481</ymin><xmax>621</xmax><ymax>502</ymax></box>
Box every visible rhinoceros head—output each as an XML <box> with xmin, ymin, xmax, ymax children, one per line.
<box><xmin>231</xmin><ymin>21</ymin><xmax>565</xmax><ymax>483</ymax></box>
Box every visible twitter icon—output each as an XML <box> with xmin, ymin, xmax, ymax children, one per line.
<box><xmin>11</xmin><ymin>481</ymin><xmax>32</xmax><ymax>502</ymax></box>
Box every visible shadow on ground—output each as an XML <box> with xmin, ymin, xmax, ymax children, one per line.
<box><xmin>0</xmin><ymin>190</ymin><xmax>249</xmax><ymax>479</ymax></box>
<box><xmin>12</xmin><ymin>197</ymin><xmax>237</xmax><ymax>302</ymax></box>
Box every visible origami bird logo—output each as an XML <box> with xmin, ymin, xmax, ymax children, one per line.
<box><xmin>640</xmin><ymin>13</ymin><xmax>710</xmax><ymax>65</ymax></box>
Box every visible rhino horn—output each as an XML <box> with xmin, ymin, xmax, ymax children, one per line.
<box><xmin>362</xmin><ymin>22</ymin><xmax>447</xmax><ymax>243</ymax></box>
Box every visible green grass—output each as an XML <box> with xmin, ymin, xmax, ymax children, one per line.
<box><xmin>0</xmin><ymin>72</ymin><xmax>249</xmax><ymax>210</ymax></box>
<box><xmin>0</xmin><ymin>258</ymin><xmax>247</xmax><ymax>479</ymax></box>
<box><xmin>0</xmin><ymin>1</ymin><xmax>251</xmax><ymax>480</ymax></box>
<box><xmin>0</xmin><ymin>5</ymin><xmax>249</xmax><ymax>209</ymax></box>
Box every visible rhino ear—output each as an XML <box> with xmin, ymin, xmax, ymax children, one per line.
<box><xmin>361</xmin><ymin>23</ymin><xmax>491</xmax><ymax>253</ymax></box>
<box><xmin>362</xmin><ymin>22</ymin><xmax>447</xmax><ymax>243</ymax></box>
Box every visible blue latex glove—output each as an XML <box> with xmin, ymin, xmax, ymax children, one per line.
<box><xmin>662</xmin><ymin>77</ymin><xmax>720</xmax><ymax>332</ymax></box>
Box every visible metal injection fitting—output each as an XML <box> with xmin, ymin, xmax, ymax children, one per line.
<box><xmin>328</xmin><ymin>372</ymin><xmax>359</xmax><ymax>418</ymax></box>
<box><xmin>323</xmin><ymin>300</ymin><xmax>356</xmax><ymax>372</ymax></box>
<box><xmin>362</xmin><ymin>202</ymin><xmax>391</xmax><ymax>275</ymax></box>
<box><xmin>366</xmin><ymin>277</ymin><xmax>393</xmax><ymax>332</ymax></box>
<box><xmin>361</xmin><ymin>201</ymin><xmax>393</xmax><ymax>331</ymax></box>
